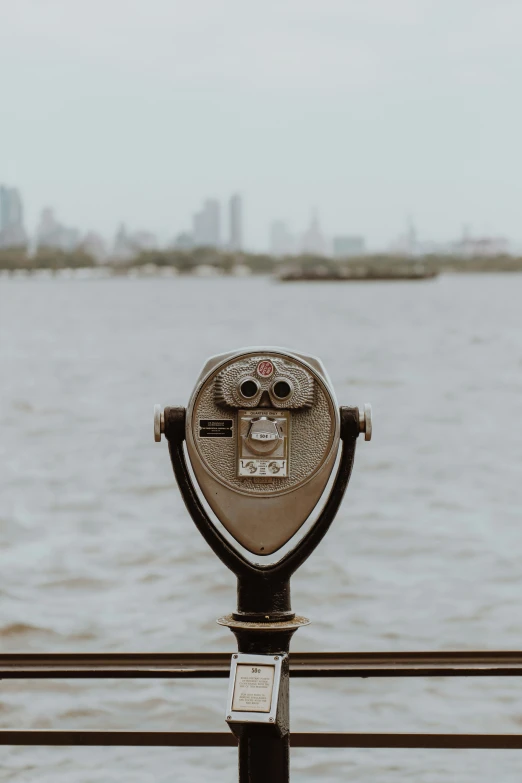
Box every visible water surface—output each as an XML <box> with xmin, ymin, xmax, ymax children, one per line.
<box><xmin>1</xmin><ymin>273</ymin><xmax>522</xmax><ymax>781</ymax></box>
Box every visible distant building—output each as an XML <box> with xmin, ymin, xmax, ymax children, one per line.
<box><xmin>229</xmin><ymin>193</ymin><xmax>243</xmax><ymax>251</ymax></box>
<box><xmin>300</xmin><ymin>211</ymin><xmax>326</xmax><ymax>256</ymax></box>
<box><xmin>80</xmin><ymin>232</ymin><xmax>107</xmax><ymax>263</ymax></box>
<box><xmin>452</xmin><ymin>236</ymin><xmax>510</xmax><ymax>257</ymax></box>
<box><xmin>36</xmin><ymin>208</ymin><xmax>80</xmax><ymax>251</ymax></box>
<box><xmin>389</xmin><ymin>223</ymin><xmax>511</xmax><ymax>257</ymax></box>
<box><xmin>0</xmin><ymin>185</ymin><xmax>27</xmax><ymax>248</ymax></box>
<box><xmin>270</xmin><ymin>220</ymin><xmax>294</xmax><ymax>257</ymax></box>
<box><xmin>112</xmin><ymin>224</ymin><xmax>157</xmax><ymax>261</ymax></box>
<box><xmin>112</xmin><ymin>223</ymin><xmax>133</xmax><ymax>262</ymax></box>
<box><xmin>332</xmin><ymin>235</ymin><xmax>365</xmax><ymax>258</ymax></box>
<box><xmin>37</xmin><ymin>208</ymin><xmax>58</xmax><ymax>246</ymax></box>
<box><xmin>389</xmin><ymin>217</ymin><xmax>419</xmax><ymax>256</ymax></box>
<box><xmin>193</xmin><ymin>198</ymin><xmax>221</xmax><ymax>248</ymax></box>
<box><xmin>0</xmin><ymin>186</ymin><xmax>23</xmax><ymax>230</ymax></box>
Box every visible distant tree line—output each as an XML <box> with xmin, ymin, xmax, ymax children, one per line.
<box><xmin>126</xmin><ymin>247</ymin><xmax>276</xmax><ymax>274</ymax></box>
<box><xmin>1</xmin><ymin>245</ymin><xmax>522</xmax><ymax>274</ymax></box>
<box><xmin>0</xmin><ymin>246</ymin><xmax>277</xmax><ymax>273</ymax></box>
<box><xmin>0</xmin><ymin>246</ymin><xmax>96</xmax><ymax>270</ymax></box>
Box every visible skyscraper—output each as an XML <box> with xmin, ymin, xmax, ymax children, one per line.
<box><xmin>36</xmin><ymin>207</ymin><xmax>80</xmax><ymax>251</ymax></box>
<box><xmin>112</xmin><ymin>223</ymin><xmax>133</xmax><ymax>262</ymax></box>
<box><xmin>0</xmin><ymin>187</ymin><xmax>11</xmax><ymax>230</ymax></box>
<box><xmin>300</xmin><ymin>210</ymin><xmax>326</xmax><ymax>256</ymax></box>
<box><xmin>192</xmin><ymin>210</ymin><xmax>205</xmax><ymax>247</ymax></box>
<box><xmin>0</xmin><ymin>185</ymin><xmax>27</xmax><ymax>248</ymax></box>
<box><xmin>193</xmin><ymin>199</ymin><xmax>221</xmax><ymax>248</ymax></box>
<box><xmin>229</xmin><ymin>193</ymin><xmax>243</xmax><ymax>251</ymax></box>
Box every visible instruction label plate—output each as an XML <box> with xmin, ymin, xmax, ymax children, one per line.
<box><xmin>226</xmin><ymin>653</ymin><xmax>284</xmax><ymax>725</ymax></box>
<box><xmin>231</xmin><ymin>664</ymin><xmax>275</xmax><ymax>713</ymax></box>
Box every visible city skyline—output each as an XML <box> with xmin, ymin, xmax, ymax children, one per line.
<box><xmin>2</xmin><ymin>1</ymin><xmax>522</xmax><ymax>252</ymax></box>
<box><xmin>0</xmin><ymin>182</ymin><xmax>513</xmax><ymax>260</ymax></box>
<box><xmin>2</xmin><ymin>184</ymin><xmax>518</xmax><ymax>255</ymax></box>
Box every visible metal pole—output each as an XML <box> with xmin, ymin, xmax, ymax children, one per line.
<box><xmin>238</xmin><ymin>733</ymin><xmax>289</xmax><ymax>783</ymax></box>
<box><xmin>227</xmin><ymin>626</ymin><xmax>294</xmax><ymax>783</ymax></box>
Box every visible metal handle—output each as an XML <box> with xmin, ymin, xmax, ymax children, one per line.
<box><xmin>154</xmin><ymin>405</ymin><xmax>164</xmax><ymax>442</ymax></box>
<box><xmin>358</xmin><ymin>403</ymin><xmax>372</xmax><ymax>441</ymax></box>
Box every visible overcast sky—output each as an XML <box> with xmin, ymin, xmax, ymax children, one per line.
<box><xmin>1</xmin><ymin>0</ymin><xmax>521</xmax><ymax>250</ymax></box>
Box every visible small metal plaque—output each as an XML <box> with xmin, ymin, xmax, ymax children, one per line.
<box><xmin>226</xmin><ymin>653</ymin><xmax>284</xmax><ymax>725</ymax></box>
<box><xmin>199</xmin><ymin>419</ymin><xmax>233</xmax><ymax>438</ymax></box>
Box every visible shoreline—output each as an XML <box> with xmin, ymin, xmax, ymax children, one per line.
<box><xmin>2</xmin><ymin>264</ymin><xmax>522</xmax><ymax>281</ymax></box>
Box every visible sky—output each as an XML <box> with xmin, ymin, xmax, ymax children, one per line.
<box><xmin>1</xmin><ymin>0</ymin><xmax>521</xmax><ymax>251</ymax></box>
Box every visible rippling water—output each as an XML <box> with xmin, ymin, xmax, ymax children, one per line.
<box><xmin>1</xmin><ymin>273</ymin><xmax>522</xmax><ymax>782</ymax></box>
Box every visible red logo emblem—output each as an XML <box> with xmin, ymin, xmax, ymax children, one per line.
<box><xmin>257</xmin><ymin>360</ymin><xmax>274</xmax><ymax>378</ymax></box>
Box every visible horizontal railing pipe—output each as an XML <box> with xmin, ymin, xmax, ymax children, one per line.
<box><xmin>3</xmin><ymin>651</ymin><xmax>522</xmax><ymax>679</ymax></box>
<box><xmin>2</xmin><ymin>731</ymin><xmax>522</xmax><ymax>749</ymax></box>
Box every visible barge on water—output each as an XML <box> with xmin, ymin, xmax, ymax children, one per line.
<box><xmin>277</xmin><ymin>260</ymin><xmax>438</xmax><ymax>282</ymax></box>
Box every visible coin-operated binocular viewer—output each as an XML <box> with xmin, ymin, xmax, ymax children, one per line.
<box><xmin>154</xmin><ymin>347</ymin><xmax>371</xmax><ymax>783</ymax></box>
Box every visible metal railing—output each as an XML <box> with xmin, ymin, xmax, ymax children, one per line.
<box><xmin>2</xmin><ymin>650</ymin><xmax>522</xmax><ymax>750</ymax></box>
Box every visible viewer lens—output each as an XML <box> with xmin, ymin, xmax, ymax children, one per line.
<box><xmin>240</xmin><ymin>379</ymin><xmax>259</xmax><ymax>399</ymax></box>
<box><xmin>273</xmin><ymin>380</ymin><xmax>291</xmax><ymax>400</ymax></box>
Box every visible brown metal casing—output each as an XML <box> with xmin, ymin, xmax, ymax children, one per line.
<box><xmin>185</xmin><ymin>348</ymin><xmax>340</xmax><ymax>556</ymax></box>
